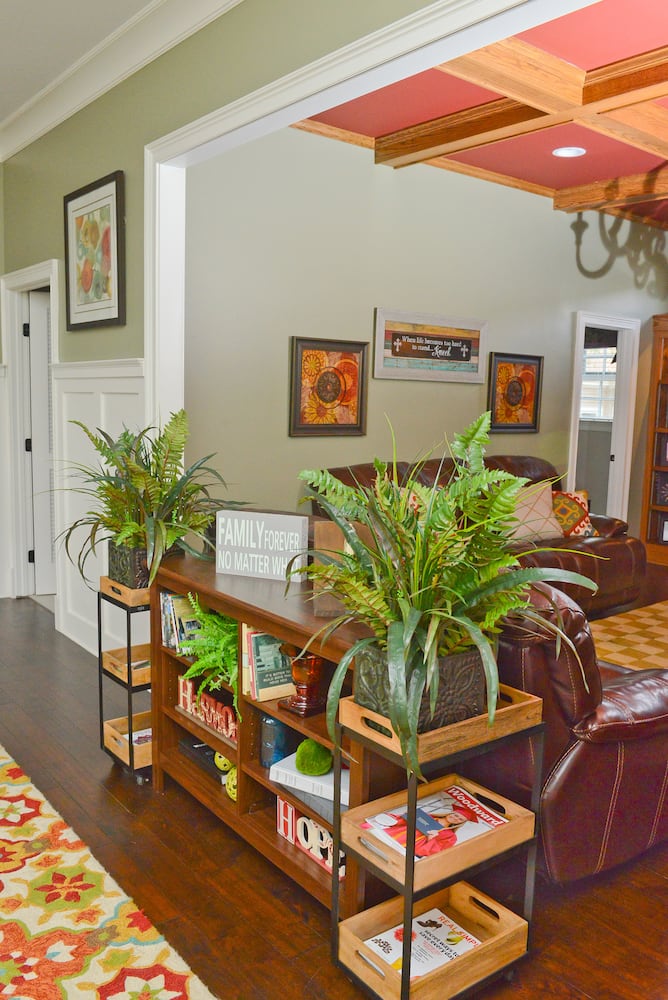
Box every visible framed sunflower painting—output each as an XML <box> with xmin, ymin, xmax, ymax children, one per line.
<box><xmin>64</xmin><ymin>171</ymin><xmax>125</xmax><ymax>330</ymax></box>
<box><xmin>289</xmin><ymin>337</ymin><xmax>368</xmax><ymax>436</ymax></box>
<box><xmin>487</xmin><ymin>352</ymin><xmax>543</xmax><ymax>432</ymax></box>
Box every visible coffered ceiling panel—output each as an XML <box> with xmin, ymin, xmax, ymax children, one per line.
<box><xmin>300</xmin><ymin>0</ymin><xmax>668</xmax><ymax>230</ymax></box>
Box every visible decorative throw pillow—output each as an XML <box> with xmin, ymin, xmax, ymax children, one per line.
<box><xmin>512</xmin><ymin>482</ymin><xmax>563</xmax><ymax>541</ymax></box>
<box><xmin>552</xmin><ymin>490</ymin><xmax>598</xmax><ymax>537</ymax></box>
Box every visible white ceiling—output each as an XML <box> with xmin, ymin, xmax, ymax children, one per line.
<box><xmin>0</xmin><ymin>0</ymin><xmax>243</xmax><ymax>158</ymax></box>
<box><xmin>0</xmin><ymin>0</ymin><xmax>157</xmax><ymax>125</ymax></box>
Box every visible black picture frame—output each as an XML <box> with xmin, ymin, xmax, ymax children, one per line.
<box><xmin>487</xmin><ymin>352</ymin><xmax>543</xmax><ymax>432</ymax></box>
<box><xmin>289</xmin><ymin>337</ymin><xmax>368</xmax><ymax>437</ymax></box>
<box><xmin>64</xmin><ymin>170</ymin><xmax>126</xmax><ymax>330</ymax></box>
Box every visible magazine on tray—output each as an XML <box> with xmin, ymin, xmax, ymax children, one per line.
<box><xmin>362</xmin><ymin>784</ymin><xmax>508</xmax><ymax>860</ymax></box>
<box><xmin>364</xmin><ymin>906</ymin><xmax>480</xmax><ymax>978</ymax></box>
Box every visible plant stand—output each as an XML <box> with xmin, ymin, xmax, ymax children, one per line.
<box><xmin>331</xmin><ymin>690</ymin><xmax>545</xmax><ymax>999</ymax></box>
<box><xmin>98</xmin><ymin>576</ymin><xmax>152</xmax><ymax>782</ymax></box>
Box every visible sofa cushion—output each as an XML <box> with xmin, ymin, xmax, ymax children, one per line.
<box><xmin>552</xmin><ymin>490</ymin><xmax>598</xmax><ymax>537</ymax></box>
<box><xmin>512</xmin><ymin>482</ymin><xmax>563</xmax><ymax>541</ymax></box>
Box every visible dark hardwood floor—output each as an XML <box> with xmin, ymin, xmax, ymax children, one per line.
<box><xmin>0</xmin><ymin>581</ymin><xmax>666</xmax><ymax>1000</ymax></box>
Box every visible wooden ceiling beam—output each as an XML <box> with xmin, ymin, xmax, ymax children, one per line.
<box><xmin>577</xmin><ymin>105</ymin><xmax>668</xmax><ymax>160</ymax></box>
<box><xmin>554</xmin><ymin>168</ymin><xmax>668</xmax><ymax>213</ymax></box>
<box><xmin>291</xmin><ymin>119</ymin><xmax>374</xmax><ymax>150</ymax></box>
<box><xmin>443</xmin><ymin>38</ymin><xmax>585</xmax><ymax>113</ymax></box>
<box><xmin>374</xmin><ymin>99</ymin><xmax>549</xmax><ymax>167</ymax></box>
<box><xmin>584</xmin><ymin>45</ymin><xmax>668</xmax><ymax>106</ymax></box>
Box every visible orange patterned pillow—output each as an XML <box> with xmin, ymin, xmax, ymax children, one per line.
<box><xmin>552</xmin><ymin>490</ymin><xmax>598</xmax><ymax>537</ymax></box>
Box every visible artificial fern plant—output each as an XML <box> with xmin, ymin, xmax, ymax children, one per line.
<box><xmin>179</xmin><ymin>594</ymin><xmax>240</xmax><ymax>713</ymax></box>
<box><xmin>290</xmin><ymin>411</ymin><xmax>596</xmax><ymax>775</ymax></box>
<box><xmin>60</xmin><ymin>408</ymin><xmax>240</xmax><ymax>586</ymax></box>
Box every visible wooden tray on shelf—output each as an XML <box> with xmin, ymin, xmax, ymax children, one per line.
<box><xmin>101</xmin><ymin>643</ymin><xmax>151</xmax><ymax>685</ymax></box>
<box><xmin>100</xmin><ymin>576</ymin><xmax>150</xmax><ymax>607</ymax></box>
<box><xmin>341</xmin><ymin>772</ymin><xmax>534</xmax><ymax>892</ymax></box>
<box><xmin>338</xmin><ymin>684</ymin><xmax>542</xmax><ymax>763</ymax></box>
<box><xmin>338</xmin><ymin>880</ymin><xmax>527</xmax><ymax>1000</ymax></box>
<box><xmin>103</xmin><ymin>710</ymin><xmax>152</xmax><ymax>768</ymax></box>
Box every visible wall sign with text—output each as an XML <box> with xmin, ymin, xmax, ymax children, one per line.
<box><xmin>216</xmin><ymin>510</ymin><xmax>308</xmax><ymax>581</ymax></box>
<box><xmin>373</xmin><ymin>308</ymin><xmax>487</xmax><ymax>383</ymax></box>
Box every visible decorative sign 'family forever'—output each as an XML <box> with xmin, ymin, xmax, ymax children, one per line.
<box><xmin>215</xmin><ymin>510</ymin><xmax>308</xmax><ymax>581</ymax></box>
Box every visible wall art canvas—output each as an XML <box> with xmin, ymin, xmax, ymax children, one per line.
<box><xmin>64</xmin><ymin>171</ymin><xmax>125</xmax><ymax>330</ymax></box>
<box><xmin>487</xmin><ymin>352</ymin><xmax>543</xmax><ymax>432</ymax></box>
<box><xmin>289</xmin><ymin>337</ymin><xmax>368</xmax><ymax>436</ymax></box>
<box><xmin>373</xmin><ymin>308</ymin><xmax>487</xmax><ymax>382</ymax></box>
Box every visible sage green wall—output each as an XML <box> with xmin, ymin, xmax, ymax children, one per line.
<box><xmin>2</xmin><ymin>0</ymin><xmax>432</xmax><ymax>362</ymax></box>
<box><xmin>185</xmin><ymin>126</ymin><xmax>667</xmax><ymax>532</ymax></box>
<box><xmin>0</xmin><ymin>161</ymin><xmax>4</xmax><ymax>360</ymax></box>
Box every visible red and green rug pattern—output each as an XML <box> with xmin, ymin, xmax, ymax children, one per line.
<box><xmin>0</xmin><ymin>744</ymin><xmax>218</xmax><ymax>999</ymax></box>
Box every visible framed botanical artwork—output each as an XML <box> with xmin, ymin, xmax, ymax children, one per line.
<box><xmin>64</xmin><ymin>171</ymin><xmax>126</xmax><ymax>330</ymax></box>
<box><xmin>373</xmin><ymin>308</ymin><xmax>487</xmax><ymax>382</ymax></box>
<box><xmin>487</xmin><ymin>352</ymin><xmax>543</xmax><ymax>432</ymax></box>
<box><xmin>289</xmin><ymin>337</ymin><xmax>368</xmax><ymax>436</ymax></box>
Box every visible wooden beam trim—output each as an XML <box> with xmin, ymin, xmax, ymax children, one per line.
<box><xmin>291</xmin><ymin>119</ymin><xmax>374</xmax><ymax>150</ymax></box>
<box><xmin>374</xmin><ymin>99</ymin><xmax>548</xmax><ymax>167</ymax></box>
<box><xmin>584</xmin><ymin>45</ymin><xmax>668</xmax><ymax>104</ymax></box>
<box><xmin>443</xmin><ymin>38</ymin><xmax>585</xmax><ymax>113</ymax></box>
<box><xmin>427</xmin><ymin>155</ymin><xmax>555</xmax><ymax>200</ymax></box>
<box><xmin>573</xmin><ymin>111</ymin><xmax>668</xmax><ymax>162</ymax></box>
<box><xmin>554</xmin><ymin>168</ymin><xmax>668</xmax><ymax>212</ymax></box>
<box><xmin>594</xmin><ymin>204</ymin><xmax>668</xmax><ymax>232</ymax></box>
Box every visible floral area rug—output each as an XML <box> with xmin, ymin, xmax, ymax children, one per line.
<box><xmin>0</xmin><ymin>743</ymin><xmax>218</xmax><ymax>999</ymax></box>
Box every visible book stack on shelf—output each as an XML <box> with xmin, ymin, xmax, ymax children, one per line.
<box><xmin>160</xmin><ymin>591</ymin><xmax>202</xmax><ymax>653</ymax></box>
<box><xmin>178</xmin><ymin>735</ymin><xmax>229</xmax><ymax>785</ymax></box>
<box><xmin>241</xmin><ymin>625</ymin><xmax>296</xmax><ymax>701</ymax></box>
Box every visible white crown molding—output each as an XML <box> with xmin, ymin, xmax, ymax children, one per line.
<box><xmin>150</xmin><ymin>0</ymin><xmax>599</xmax><ymax>168</ymax></box>
<box><xmin>0</xmin><ymin>0</ymin><xmax>244</xmax><ymax>161</ymax></box>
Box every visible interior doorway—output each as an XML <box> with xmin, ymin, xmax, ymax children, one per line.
<box><xmin>567</xmin><ymin>311</ymin><xmax>640</xmax><ymax>521</ymax></box>
<box><xmin>0</xmin><ymin>259</ymin><xmax>60</xmax><ymax>609</ymax></box>
<box><xmin>27</xmin><ymin>290</ymin><xmax>56</xmax><ymax>604</ymax></box>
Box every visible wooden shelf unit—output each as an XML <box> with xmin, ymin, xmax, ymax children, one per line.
<box><xmin>151</xmin><ymin>552</ymin><xmax>385</xmax><ymax>917</ymax></box>
<box><xmin>151</xmin><ymin>551</ymin><xmax>544</xmax><ymax>992</ymax></box>
<box><xmin>641</xmin><ymin>314</ymin><xmax>668</xmax><ymax>565</ymax></box>
<box><xmin>331</xmin><ymin>693</ymin><xmax>544</xmax><ymax>999</ymax></box>
<box><xmin>98</xmin><ymin>577</ymin><xmax>152</xmax><ymax>780</ymax></box>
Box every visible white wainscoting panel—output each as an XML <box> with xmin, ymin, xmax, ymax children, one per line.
<box><xmin>0</xmin><ymin>366</ymin><xmax>11</xmax><ymax>596</ymax></box>
<box><xmin>53</xmin><ymin>360</ymin><xmax>147</xmax><ymax>654</ymax></box>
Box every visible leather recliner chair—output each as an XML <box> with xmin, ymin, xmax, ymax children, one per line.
<box><xmin>465</xmin><ymin>583</ymin><xmax>668</xmax><ymax>883</ymax></box>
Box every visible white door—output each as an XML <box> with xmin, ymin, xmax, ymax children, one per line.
<box><xmin>27</xmin><ymin>290</ymin><xmax>56</xmax><ymax>596</ymax></box>
<box><xmin>567</xmin><ymin>312</ymin><xmax>640</xmax><ymax>521</ymax></box>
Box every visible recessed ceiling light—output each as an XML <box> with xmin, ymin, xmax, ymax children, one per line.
<box><xmin>552</xmin><ymin>146</ymin><xmax>587</xmax><ymax>158</ymax></box>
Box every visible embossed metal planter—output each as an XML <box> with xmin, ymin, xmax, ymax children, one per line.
<box><xmin>107</xmin><ymin>542</ymin><xmax>149</xmax><ymax>590</ymax></box>
<box><xmin>354</xmin><ymin>644</ymin><xmax>486</xmax><ymax>732</ymax></box>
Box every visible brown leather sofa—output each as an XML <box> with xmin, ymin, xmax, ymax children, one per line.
<box><xmin>465</xmin><ymin>583</ymin><xmax>668</xmax><ymax>883</ymax></box>
<box><xmin>316</xmin><ymin>454</ymin><xmax>646</xmax><ymax>618</ymax></box>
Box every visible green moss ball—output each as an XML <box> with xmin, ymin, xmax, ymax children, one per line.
<box><xmin>295</xmin><ymin>738</ymin><xmax>333</xmax><ymax>776</ymax></box>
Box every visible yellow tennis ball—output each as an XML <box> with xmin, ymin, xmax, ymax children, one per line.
<box><xmin>225</xmin><ymin>765</ymin><xmax>238</xmax><ymax>801</ymax></box>
<box><xmin>214</xmin><ymin>752</ymin><xmax>232</xmax><ymax>773</ymax></box>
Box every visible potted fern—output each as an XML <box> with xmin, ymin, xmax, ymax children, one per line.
<box><xmin>179</xmin><ymin>594</ymin><xmax>241</xmax><ymax>713</ymax></box>
<box><xmin>291</xmin><ymin>412</ymin><xmax>596</xmax><ymax>774</ymax></box>
<box><xmin>61</xmin><ymin>408</ymin><xmax>240</xmax><ymax>588</ymax></box>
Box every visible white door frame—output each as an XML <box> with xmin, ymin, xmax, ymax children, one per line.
<box><xmin>143</xmin><ymin>0</ymin><xmax>598</xmax><ymax>423</ymax></box>
<box><xmin>567</xmin><ymin>310</ymin><xmax>640</xmax><ymax>522</ymax></box>
<box><xmin>0</xmin><ymin>260</ymin><xmax>60</xmax><ymax>600</ymax></box>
